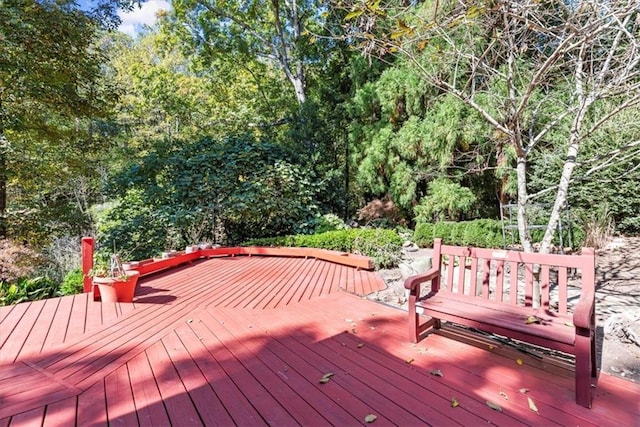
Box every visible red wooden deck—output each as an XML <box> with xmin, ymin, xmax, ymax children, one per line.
<box><xmin>0</xmin><ymin>256</ymin><xmax>638</xmax><ymax>426</ymax></box>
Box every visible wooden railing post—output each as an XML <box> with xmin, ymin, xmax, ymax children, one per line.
<box><xmin>82</xmin><ymin>237</ymin><xmax>94</xmax><ymax>293</ymax></box>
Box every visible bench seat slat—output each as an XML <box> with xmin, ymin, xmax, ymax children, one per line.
<box><xmin>416</xmin><ymin>292</ymin><xmax>575</xmax><ymax>348</ymax></box>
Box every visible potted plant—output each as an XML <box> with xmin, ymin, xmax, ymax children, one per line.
<box><xmin>91</xmin><ymin>254</ymin><xmax>140</xmax><ymax>303</ymax></box>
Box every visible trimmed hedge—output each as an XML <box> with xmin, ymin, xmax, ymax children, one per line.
<box><xmin>414</xmin><ymin>219</ymin><xmax>503</xmax><ymax>248</ymax></box>
<box><xmin>414</xmin><ymin>219</ymin><xmax>585</xmax><ymax>250</ymax></box>
<box><xmin>244</xmin><ymin>228</ymin><xmax>403</xmax><ymax>269</ymax></box>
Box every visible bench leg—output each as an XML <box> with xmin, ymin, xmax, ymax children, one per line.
<box><xmin>408</xmin><ymin>296</ymin><xmax>419</xmax><ymax>343</ymax></box>
<box><xmin>575</xmin><ymin>328</ymin><xmax>594</xmax><ymax>408</ymax></box>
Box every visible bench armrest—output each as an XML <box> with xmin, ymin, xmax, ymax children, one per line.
<box><xmin>572</xmin><ymin>286</ymin><xmax>595</xmax><ymax>330</ymax></box>
<box><xmin>404</xmin><ymin>267</ymin><xmax>440</xmax><ymax>292</ymax></box>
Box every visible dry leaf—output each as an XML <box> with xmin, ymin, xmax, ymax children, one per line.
<box><xmin>488</xmin><ymin>345</ymin><xmax>496</xmax><ymax>350</ymax></box>
<box><xmin>430</xmin><ymin>369</ymin><xmax>444</xmax><ymax>377</ymax></box>
<box><xmin>451</xmin><ymin>397</ymin><xmax>459</xmax><ymax>407</ymax></box>
<box><xmin>486</xmin><ymin>401</ymin><xmax>503</xmax><ymax>412</ymax></box>
<box><xmin>319</xmin><ymin>372</ymin><xmax>334</xmax><ymax>383</ymax></box>
<box><xmin>344</xmin><ymin>318</ymin><xmax>353</xmax><ymax>323</ymax></box>
<box><xmin>351</xmin><ymin>328</ymin><xmax>358</xmax><ymax>334</ymax></box>
<box><xmin>516</xmin><ymin>358</ymin><xmax>524</xmax><ymax>366</ymax></box>
<box><xmin>527</xmin><ymin>397</ymin><xmax>539</xmax><ymax>414</ymax></box>
<box><xmin>405</xmin><ymin>358</ymin><xmax>414</xmax><ymax>364</ymax></box>
<box><xmin>499</xmin><ymin>391</ymin><xmax>509</xmax><ymax>401</ymax></box>
<box><xmin>364</xmin><ymin>414</ymin><xmax>377</xmax><ymax>423</ymax></box>
<box><xmin>519</xmin><ymin>388</ymin><xmax>529</xmax><ymax>394</ymax></box>
<box><xmin>564</xmin><ymin>322</ymin><xmax>574</xmax><ymax>327</ymax></box>
<box><xmin>525</xmin><ymin>315</ymin><xmax>540</xmax><ymax>324</ymax></box>
<box><xmin>357</xmin><ymin>343</ymin><xmax>365</xmax><ymax>348</ymax></box>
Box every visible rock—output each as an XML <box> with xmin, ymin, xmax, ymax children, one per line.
<box><xmin>399</xmin><ymin>257</ymin><xmax>432</xmax><ymax>280</ymax></box>
<box><xmin>604</xmin><ymin>312</ymin><xmax>640</xmax><ymax>346</ymax></box>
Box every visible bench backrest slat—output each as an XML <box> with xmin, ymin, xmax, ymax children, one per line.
<box><xmin>541</xmin><ymin>265</ymin><xmax>551</xmax><ymax>310</ymax></box>
<box><xmin>559</xmin><ymin>266</ymin><xmax>568</xmax><ymax>314</ymax></box>
<box><xmin>433</xmin><ymin>239</ymin><xmax>594</xmax><ymax>313</ymax></box>
<box><xmin>509</xmin><ymin>261</ymin><xmax>519</xmax><ymax>306</ymax></box>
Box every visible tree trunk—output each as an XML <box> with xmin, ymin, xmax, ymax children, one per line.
<box><xmin>515</xmin><ymin>155</ymin><xmax>532</xmax><ymax>253</ymax></box>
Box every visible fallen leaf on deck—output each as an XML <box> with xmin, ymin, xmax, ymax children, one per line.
<box><xmin>527</xmin><ymin>397</ymin><xmax>539</xmax><ymax>414</ymax></box>
<box><xmin>486</xmin><ymin>401</ymin><xmax>503</xmax><ymax>412</ymax></box>
<box><xmin>344</xmin><ymin>318</ymin><xmax>353</xmax><ymax>322</ymax></box>
<box><xmin>451</xmin><ymin>397</ymin><xmax>459</xmax><ymax>407</ymax></box>
<box><xmin>488</xmin><ymin>345</ymin><xmax>496</xmax><ymax>350</ymax></box>
<box><xmin>186</xmin><ymin>319</ymin><xmax>193</xmax><ymax>323</ymax></box>
<box><xmin>430</xmin><ymin>369</ymin><xmax>444</xmax><ymax>377</ymax></box>
<box><xmin>564</xmin><ymin>322</ymin><xmax>574</xmax><ymax>327</ymax></box>
<box><xmin>499</xmin><ymin>391</ymin><xmax>509</xmax><ymax>401</ymax></box>
<box><xmin>525</xmin><ymin>315</ymin><xmax>541</xmax><ymax>324</ymax></box>
<box><xmin>351</xmin><ymin>328</ymin><xmax>358</xmax><ymax>334</ymax></box>
<box><xmin>516</xmin><ymin>358</ymin><xmax>524</xmax><ymax>365</ymax></box>
<box><xmin>405</xmin><ymin>358</ymin><xmax>414</xmax><ymax>364</ymax></box>
<box><xmin>364</xmin><ymin>414</ymin><xmax>377</xmax><ymax>423</ymax></box>
<box><xmin>357</xmin><ymin>343</ymin><xmax>365</xmax><ymax>348</ymax></box>
<box><xmin>319</xmin><ymin>372</ymin><xmax>334</xmax><ymax>384</ymax></box>
<box><xmin>519</xmin><ymin>388</ymin><xmax>529</xmax><ymax>394</ymax></box>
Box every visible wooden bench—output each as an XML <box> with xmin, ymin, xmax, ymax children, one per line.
<box><xmin>405</xmin><ymin>238</ymin><xmax>597</xmax><ymax>408</ymax></box>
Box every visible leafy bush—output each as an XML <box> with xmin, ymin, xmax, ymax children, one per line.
<box><xmin>59</xmin><ymin>268</ymin><xmax>84</xmax><ymax>296</ymax></box>
<box><xmin>0</xmin><ymin>276</ymin><xmax>58</xmax><ymax>306</ymax></box>
<box><xmin>245</xmin><ymin>228</ymin><xmax>403</xmax><ymax>269</ymax></box>
<box><xmin>413</xmin><ymin>223</ymin><xmax>434</xmax><ymax>247</ymax></box>
<box><xmin>414</xmin><ymin>219</ymin><xmax>504</xmax><ymax>248</ymax></box>
<box><xmin>414</xmin><ymin>179</ymin><xmax>477</xmax><ymax>222</ymax></box>
<box><xmin>310</xmin><ymin>213</ymin><xmax>347</xmax><ymax>234</ymax></box>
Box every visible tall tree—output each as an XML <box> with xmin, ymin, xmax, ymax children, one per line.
<box><xmin>168</xmin><ymin>0</ymin><xmax>324</xmax><ymax>106</ymax></box>
<box><xmin>337</xmin><ymin>0</ymin><xmax>640</xmax><ymax>253</ymax></box>
<box><xmin>0</xmin><ymin>0</ymin><xmax>106</xmax><ymax>239</ymax></box>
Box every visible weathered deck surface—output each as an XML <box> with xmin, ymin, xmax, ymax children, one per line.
<box><xmin>0</xmin><ymin>256</ymin><xmax>638</xmax><ymax>426</ymax></box>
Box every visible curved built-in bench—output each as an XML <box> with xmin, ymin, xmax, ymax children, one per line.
<box><xmin>81</xmin><ymin>239</ymin><xmax>375</xmax><ymax>294</ymax></box>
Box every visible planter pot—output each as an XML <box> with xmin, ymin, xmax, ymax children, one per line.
<box><xmin>93</xmin><ymin>270</ymin><xmax>140</xmax><ymax>303</ymax></box>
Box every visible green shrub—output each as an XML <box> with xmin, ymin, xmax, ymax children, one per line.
<box><xmin>244</xmin><ymin>228</ymin><xmax>403</xmax><ymax>269</ymax></box>
<box><xmin>413</xmin><ymin>223</ymin><xmax>434</xmax><ymax>247</ymax></box>
<box><xmin>433</xmin><ymin>221</ymin><xmax>456</xmax><ymax>244</ymax></box>
<box><xmin>59</xmin><ymin>268</ymin><xmax>84</xmax><ymax>296</ymax></box>
<box><xmin>0</xmin><ymin>276</ymin><xmax>58</xmax><ymax>306</ymax></box>
<box><xmin>414</xmin><ymin>219</ymin><xmax>504</xmax><ymax>248</ymax></box>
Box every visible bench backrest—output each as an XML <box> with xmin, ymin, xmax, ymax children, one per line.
<box><xmin>432</xmin><ymin>239</ymin><xmax>596</xmax><ymax>314</ymax></box>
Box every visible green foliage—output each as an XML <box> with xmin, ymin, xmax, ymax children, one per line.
<box><xmin>0</xmin><ymin>277</ymin><xmax>58</xmax><ymax>307</ymax></box>
<box><xmin>309</xmin><ymin>214</ymin><xmax>347</xmax><ymax>234</ymax></box>
<box><xmin>244</xmin><ymin>228</ymin><xmax>403</xmax><ymax>269</ymax></box>
<box><xmin>414</xmin><ymin>179</ymin><xmax>477</xmax><ymax>222</ymax></box>
<box><xmin>414</xmin><ymin>219</ymin><xmax>503</xmax><ymax>248</ymax></box>
<box><xmin>101</xmin><ymin>135</ymin><xmax>321</xmax><ymax>258</ymax></box>
<box><xmin>59</xmin><ymin>269</ymin><xmax>84</xmax><ymax>296</ymax></box>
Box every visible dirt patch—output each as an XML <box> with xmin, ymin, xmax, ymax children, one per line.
<box><xmin>371</xmin><ymin>238</ymin><xmax>640</xmax><ymax>383</ymax></box>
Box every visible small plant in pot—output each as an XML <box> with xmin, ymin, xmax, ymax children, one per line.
<box><xmin>90</xmin><ymin>254</ymin><xmax>140</xmax><ymax>303</ymax></box>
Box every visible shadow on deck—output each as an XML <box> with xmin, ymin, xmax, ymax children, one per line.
<box><xmin>1</xmin><ymin>255</ymin><xmax>638</xmax><ymax>426</ymax></box>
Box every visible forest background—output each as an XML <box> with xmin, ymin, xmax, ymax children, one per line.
<box><xmin>1</xmin><ymin>0</ymin><xmax>639</xmax><ymax>303</ymax></box>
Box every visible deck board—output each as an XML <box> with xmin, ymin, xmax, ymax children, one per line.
<box><xmin>0</xmin><ymin>255</ymin><xmax>637</xmax><ymax>426</ymax></box>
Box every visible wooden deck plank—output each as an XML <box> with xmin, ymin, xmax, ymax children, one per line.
<box><xmin>40</xmin><ymin>295</ymin><xmax>75</xmax><ymax>350</ymax></box>
<box><xmin>127</xmin><ymin>350</ymin><xmax>171</xmax><ymax>426</ymax></box>
<box><xmin>187</xmin><ymin>311</ymin><xmax>300</xmax><ymax>426</ymax></box>
<box><xmin>215</xmin><ymin>305</ymin><xmax>401</xmax><ymax>426</ymax></box>
<box><xmin>243</xmin><ymin>297</ymin><xmax>525</xmax><ymax>427</ymax></box>
<box><xmin>3</xmin><ymin>406</ymin><xmax>44</xmax><ymax>427</ymax></box>
<box><xmin>42</xmin><ymin>397</ymin><xmax>78</xmax><ymax>427</ymax></box>
<box><xmin>226</xmin><ymin>256</ymin><xmax>294</xmax><ymax>309</ymax></box>
<box><xmin>174</xmin><ymin>322</ymin><xmax>264</xmax><ymax>425</ymax></box>
<box><xmin>255</xmin><ymin>258</ymin><xmax>309</xmax><ymax>309</ymax></box>
<box><xmin>15</xmin><ymin>298</ymin><xmax>61</xmax><ymax>360</ymax></box>
<box><xmin>76</xmin><ymin>378</ymin><xmax>108</xmax><ymax>426</ymax></box>
<box><xmin>64</xmin><ymin>293</ymin><xmax>89</xmax><ymax>342</ymax></box>
<box><xmin>104</xmin><ymin>363</ymin><xmax>139</xmax><ymax>426</ymax></box>
<box><xmin>162</xmin><ymin>330</ymin><xmax>236</xmax><ymax>426</ymax></box>
<box><xmin>0</xmin><ymin>300</ymin><xmax>45</xmax><ymax>363</ymax></box>
<box><xmin>0</xmin><ymin>303</ymin><xmax>29</xmax><ymax>348</ymax></box>
<box><xmin>145</xmin><ymin>339</ymin><xmax>204</xmax><ymax>426</ymax></box>
<box><xmin>197</xmin><ymin>309</ymin><xmax>332</xmax><ymax>426</ymax></box>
